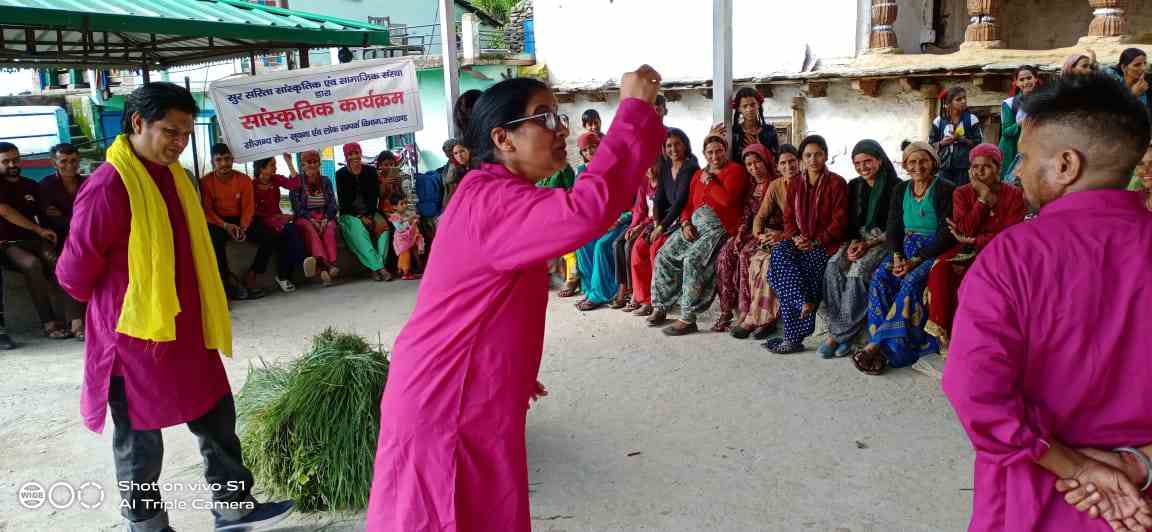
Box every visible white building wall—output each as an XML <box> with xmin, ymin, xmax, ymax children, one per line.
<box><xmin>534</xmin><ymin>0</ymin><xmax>862</xmax><ymax>88</ymax></box>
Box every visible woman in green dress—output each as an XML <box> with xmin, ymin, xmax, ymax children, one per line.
<box><xmin>997</xmin><ymin>65</ymin><xmax>1040</xmax><ymax>182</ymax></box>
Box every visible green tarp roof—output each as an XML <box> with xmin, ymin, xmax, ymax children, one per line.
<box><xmin>0</xmin><ymin>0</ymin><xmax>392</xmax><ymax>68</ymax></box>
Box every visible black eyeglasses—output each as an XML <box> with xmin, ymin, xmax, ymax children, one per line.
<box><xmin>502</xmin><ymin>111</ymin><xmax>570</xmax><ymax>132</ymax></box>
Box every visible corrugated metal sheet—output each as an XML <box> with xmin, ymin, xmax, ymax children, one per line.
<box><xmin>0</xmin><ymin>0</ymin><xmax>392</xmax><ymax>67</ymax></box>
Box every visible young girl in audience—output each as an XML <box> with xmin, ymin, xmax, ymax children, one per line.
<box><xmin>390</xmin><ymin>197</ymin><xmax>425</xmax><ymax>280</ymax></box>
<box><xmin>930</xmin><ymin>87</ymin><xmax>982</xmax><ymax>187</ymax></box>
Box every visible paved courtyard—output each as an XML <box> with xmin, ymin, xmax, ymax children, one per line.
<box><xmin>0</xmin><ymin>277</ymin><xmax>974</xmax><ymax>532</ymax></box>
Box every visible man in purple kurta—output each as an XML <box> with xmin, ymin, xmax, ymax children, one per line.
<box><xmin>57</xmin><ymin>83</ymin><xmax>292</xmax><ymax>532</ymax></box>
<box><xmin>943</xmin><ymin>73</ymin><xmax>1152</xmax><ymax>531</ymax></box>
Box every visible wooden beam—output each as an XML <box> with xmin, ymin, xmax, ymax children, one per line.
<box><xmin>587</xmin><ymin>90</ymin><xmax>608</xmax><ymax>103</ymax></box>
<box><xmin>662</xmin><ymin>90</ymin><xmax>682</xmax><ymax>102</ymax></box>
<box><xmin>898</xmin><ymin>77</ymin><xmax>922</xmax><ymax>92</ymax></box>
<box><xmin>805</xmin><ymin>81</ymin><xmax>828</xmax><ymax>98</ymax></box>
<box><xmin>712</xmin><ymin>0</ymin><xmax>733</xmax><ymax>130</ymax></box>
<box><xmin>851</xmin><ymin>78</ymin><xmax>882</xmax><ymax>97</ymax></box>
<box><xmin>555</xmin><ymin>92</ymin><xmax>575</xmax><ymax>104</ymax></box>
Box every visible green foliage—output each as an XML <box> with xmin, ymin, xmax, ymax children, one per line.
<box><xmin>236</xmin><ymin>328</ymin><xmax>389</xmax><ymax>513</ymax></box>
<box><xmin>470</xmin><ymin>0</ymin><xmax>521</xmax><ymax>24</ymax></box>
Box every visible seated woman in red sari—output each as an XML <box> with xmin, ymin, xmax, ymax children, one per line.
<box><xmin>648</xmin><ymin>135</ymin><xmax>748</xmax><ymax>335</ymax></box>
<box><xmin>711</xmin><ymin>143</ymin><xmax>778</xmax><ymax>332</ymax></box>
<box><xmin>764</xmin><ymin>135</ymin><xmax>849</xmax><ymax>354</ymax></box>
<box><xmin>925</xmin><ymin>143</ymin><xmax>1027</xmax><ymax>348</ymax></box>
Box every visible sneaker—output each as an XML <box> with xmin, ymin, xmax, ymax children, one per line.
<box><xmin>0</xmin><ymin>332</ymin><xmax>15</xmax><ymax>350</ymax></box>
<box><xmin>302</xmin><ymin>257</ymin><xmax>317</xmax><ymax>279</ymax></box>
<box><xmin>275</xmin><ymin>276</ymin><xmax>296</xmax><ymax>293</ymax></box>
<box><xmin>213</xmin><ymin>500</ymin><xmax>294</xmax><ymax>532</ymax></box>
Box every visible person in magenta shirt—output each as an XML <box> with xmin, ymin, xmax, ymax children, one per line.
<box><xmin>365</xmin><ymin>66</ymin><xmax>665</xmax><ymax>532</ymax></box>
<box><xmin>56</xmin><ymin>83</ymin><xmax>292</xmax><ymax>532</ymax></box>
<box><xmin>943</xmin><ymin>74</ymin><xmax>1152</xmax><ymax>531</ymax></box>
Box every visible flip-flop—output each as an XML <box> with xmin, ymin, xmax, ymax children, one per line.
<box><xmin>662</xmin><ymin>321</ymin><xmax>698</xmax><ymax>336</ymax></box>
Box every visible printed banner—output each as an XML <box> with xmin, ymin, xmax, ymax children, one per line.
<box><xmin>208</xmin><ymin>58</ymin><xmax>423</xmax><ymax>162</ymax></box>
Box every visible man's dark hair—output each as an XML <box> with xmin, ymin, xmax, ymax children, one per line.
<box><xmin>442</xmin><ymin>139</ymin><xmax>458</xmax><ymax>158</ymax></box>
<box><xmin>121</xmin><ymin>82</ymin><xmax>199</xmax><ymax>135</ymax></box>
<box><xmin>655</xmin><ymin>94</ymin><xmax>667</xmax><ymax>106</ymax></box>
<box><xmin>581</xmin><ymin>109</ymin><xmax>601</xmax><ymax>127</ymax></box>
<box><xmin>900</xmin><ymin>139</ymin><xmax>912</xmax><ymax>152</ymax></box>
<box><xmin>210</xmin><ymin>143</ymin><xmax>231</xmax><ymax>157</ymax></box>
<box><xmin>0</xmin><ymin>142</ymin><xmax>17</xmax><ymax>155</ymax></box>
<box><xmin>50</xmin><ymin>143</ymin><xmax>77</xmax><ymax>157</ymax></box>
<box><xmin>1023</xmin><ymin>72</ymin><xmax>1152</xmax><ymax>178</ymax></box>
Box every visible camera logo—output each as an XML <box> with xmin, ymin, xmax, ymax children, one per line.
<box><xmin>18</xmin><ymin>481</ymin><xmax>105</xmax><ymax>510</ymax></box>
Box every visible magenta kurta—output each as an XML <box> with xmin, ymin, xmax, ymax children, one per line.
<box><xmin>942</xmin><ymin>189</ymin><xmax>1152</xmax><ymax>531</ymax></box>
<box><xmin>57</xmin><ymin>160</ymin><xmax>230</xmax><ymax>433</ymax></box>
<box><xmin>366</xmin><ymin>99</ymin><xmax>663</xmax><ymax>532</ymax></box>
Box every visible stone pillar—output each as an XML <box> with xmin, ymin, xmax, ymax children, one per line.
<box><xmin>962</xmin><ymin>0</ymin><xmax>1004</xmax><ymax>49</ymax></box>
<box><xmin>1088</xmin><ymin>0</ymin><xmax>1128</xmax><ymax>38</ymax></box>
<box><xmin>868</xmin><ymin>0</ymin><xmax>900</xmax><ymax>54</ymax></box>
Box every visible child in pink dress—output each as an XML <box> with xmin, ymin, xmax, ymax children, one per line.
<box><xmin>389</xmin><ymin>198</ymin><xmax>424</xmax><ymax>280</ymax></box>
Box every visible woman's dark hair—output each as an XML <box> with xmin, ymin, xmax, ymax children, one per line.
<box><xmin>1023</xmin><ymin>72</ymin><xmax>1151</xmax><ymax>180</ymax></box>
<box><xmin>702</xmin><ymin>135</ymin><xmax>728</xmax><ymax>151</ymax></box>
<box><xmin>121</xmin><ymin>82</ymin><xmax>199</xmax><ymax>135</ymax></box>
<box><xmin>777</xmin><ymin>143</ymin><xmax>799</xmax><ymax>160</ymax></box>
<box><xmin>463</xmin><ymin>77</ymin><xmax>551</xmax><ymax>164</ymax></box>
<box><xmin>938</xmin><ymin>86</ymin><xmax>968</xmax><ymax>123</ymax></box>
<box><xmin>581</xmin><ymin>109</ymin><xmax>601</xmax><ymax>127</ymax></box>
<box><xmin>798</xmin><ymin>134</ymin><xmax>828</xmax><ymax>156</ymax></box>
<box><xmin>731</xmin><ymin>87</ymin><xmax>765</xmax><ymax>133</ymax></box>
<box><xmin>453</xmin><ymin>89</ymin><xmax>483</xmax><ymax>138</ymax></box>
<box><xmin>1011</xmin><ymin>65</ymin><xmax>1042</xmax><ymax>113</ymax></box>
<box><xmin>375</xmin><ymin>150</ymin><xmax>397</xmax><ymax>164</ymax></box>
<box><xmin>253</xmin><ymin>157</ymin><xmax>275</xmax><ymax>176</ymax></box>
<box><xmin>1119</xmin><ymin>48</ymin><xmax>1147</xmax><ymax>69</ymax></box>
<box><xmin>210</xmin><ymin>143</ymin><xmax>231</xmax><ymax>157</ymax></box>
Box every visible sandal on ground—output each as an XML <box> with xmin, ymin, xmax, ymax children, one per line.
<box><xmin>710</xmin><ymin>313</ymin><xmax>733</xmax><ymax>333</ymax></box>
<box><xmin>328</xmin><ymin>266</ymin><xmax>341</xmax><ymax>279</ymax></box>
<box><xmin>245</xmin><ymin>286</ymin><xmax>267</xmax><ymax>300</ymax></box>
<box><xmin>730</xmin><ymin>325</ymin><xmax>753</xmax><ymax>339</ymax></box>
<box><xmin>752</xmin><ymin>322</ymin><xmax>777</xmax><ymax>340</ymax></box>
<box><xmin>818</xmin><ymin>341</ymin><xmax>839</xmax><ymax>359</ymax></box>
<box><xmin>852</xmin><ymin>347</ymin><xmax>888</xmax><ymax>376</ymax></box>
<box><xmin>70</xmin><ymin>320</ymin><xmax>85</xmax><ymax>341</ymax></box>
<box><xmin>622</xmin><ymin>301</ymin><xmax>642</xmax><ymax>313</ymax></box>
<box><xmin>609</xmin><ymin>290</ymin><xmax>631</xmax><ymax>309</ymax></box>
<box><xmin>575</xmin><ymin>299</ymin><xmax>602</xmax><ymax>312</ymax></box>
<box><xmin>302</xmin><ymin>257</ymin><xmax>318</xmax><ymax>279</ymax></box>
<box><xmin>320</xmin><ymin>270</ymin><xmax>333</xmax><ymax>287</ymax></box>
<box><xmin>373</xmin><ymin>270</ymin><xmax>387</xmax><ymax>282</ymax></box>
<box><xmin>402</xmin><ymin>273</ymin><xmax>418</xmax><ymax>281</ymax></box>
<box><xmin>835</xmin><ymin>343</ymin><xmax>851</xmax><ymax>358</ymax></box>
<box><xmin>646</xmin><ymin>309</ymin><xmax>669</xmax><ymax>327</ymax></box>
<box><xmin>558</xmin><ymin>279</ymin><xmax>580</xmax><ymax>298</ymax></box>
<box><xmin>633</xmin><ymin>304</ymin><xmax>654</xmax><ymax>317</ymax></box>
<box><xmin>44</xmin><ymin>322</ymin><xmax>73</xmax><ymax>340</ymax></box>
<box><xmin>662</xmin><ymin>320</ymin><xmax>698</xmax><ymax>336</ymax></box>
<box><xmin>275</xmin><ymin>276</ymin><xmax>296</xmax><ymax>293</ymax></box>
<box><xmin>0</xmin><ymin>332</ymin><xmax>15</xmax><ymax>350</ymax></box>
<box><xmin>763</xmin><ymin>337</ymin><xmax>805</xmax><ymax>354</ymax></box>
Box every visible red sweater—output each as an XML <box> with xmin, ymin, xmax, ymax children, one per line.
<box><xmin>679</xmin><ymin>161</ymin><xmax>748</xmax><ymax>236</ymax></box>
<box><xmin>781</xmin><ymin>171</ymin><xmax>849</xmax><ymax>255</ymax></box>
<box><xmin>951</xmin><ymin>183</ymin><xmax>1027</xmax><ymax>250</ymax></box>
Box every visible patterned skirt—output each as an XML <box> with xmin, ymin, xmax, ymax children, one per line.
<box><xmin>866</xmin><ymin>233</ymin><xmax>940</xmax><ymax>368</ymax></box>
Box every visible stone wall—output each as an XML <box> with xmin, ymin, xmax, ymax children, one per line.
<box><xmin>504</xmin><ymin>0</ymin><xmax>534</xmax><ymax>54</ymax></box>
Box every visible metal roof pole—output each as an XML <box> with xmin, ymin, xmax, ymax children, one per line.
<box><xmin>712</xmin><ymin>0</ymin><xmax>733</xmax><ymax>140</ymax></box>
<box><xmin>439</xmin><ymin>0</ymin><xmax>461</xmax><ymax>139</ymax></box>
<box><xmin>185</xmin><ymin>76</ymin><xmax>201</xmax><ymax>181</ymax></box>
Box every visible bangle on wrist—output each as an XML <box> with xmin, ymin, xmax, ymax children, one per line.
<box><xmin>1115</xmin><ymin>447</ymin><xmax>1152</xmax><ymax>491</ymax></box>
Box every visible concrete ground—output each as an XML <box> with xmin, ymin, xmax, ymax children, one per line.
<box><xmin>0</xmin><ymin>276</ymin><xmax>974</xmax><ymax>532</ymax></box>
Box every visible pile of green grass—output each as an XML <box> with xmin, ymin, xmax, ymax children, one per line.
<box><xmin>236</xmin><ymin>328</ymin><xmax>389</xmax><ymax>513</ymax></box>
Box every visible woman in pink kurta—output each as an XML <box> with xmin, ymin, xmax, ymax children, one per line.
<box><xmin>366</xmin><ymin>70</ymin><xmax>665</xmax><ymax>531</ymax></box>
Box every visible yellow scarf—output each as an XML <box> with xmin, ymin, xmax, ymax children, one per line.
<box><xmin>106</xmin><ymin>135</ymin><xmax>232</xmax><ymax>356</ymax></box>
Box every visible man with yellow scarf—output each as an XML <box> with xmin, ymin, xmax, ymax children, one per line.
<box><xmin>56</xmin><ymin>83</ymin><xmax>293</xmax><ymax>532</ymax></box>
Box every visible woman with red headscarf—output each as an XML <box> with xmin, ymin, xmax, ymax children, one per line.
<box><xmin>924</xmin><ymin>143</ymin><xmax>1027</xmax><ymax>349</ymax></box>
<box><xmin>711</xmin><ymin>143</ymin><xmax>777</xmax><ymax>332</ymax></box>
<box><xmin>337</xmin><ymin>142</ymin><xmax>392</xmax><ymax>281</ymax></box>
